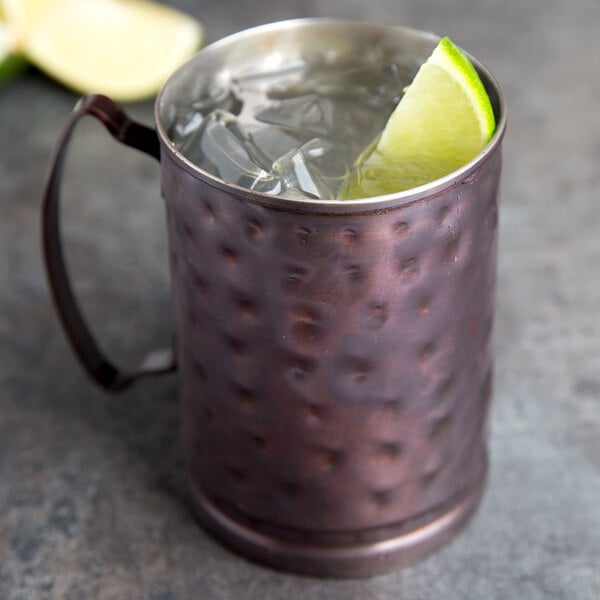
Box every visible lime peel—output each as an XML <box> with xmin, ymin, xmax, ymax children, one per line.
<box><xmin>0</xmin><ymin>21</ymin><xmax>26</xmax><ymax>84</ymax></box>
<box><xmin>429</xmin><ymin>37</ymin><xmax>495</xmax><ymax>141</ymax></box>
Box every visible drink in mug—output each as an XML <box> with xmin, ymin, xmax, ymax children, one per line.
<box><xmin>168</xmin><ymin>55</ymin><xmax>410</xmax><ymax>199</ymax></box>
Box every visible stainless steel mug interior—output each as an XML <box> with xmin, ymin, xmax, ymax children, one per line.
<box><xmin>44</xmin><ymin>19</ymin><xmax>506</xmax><ymax>577</ymax></box>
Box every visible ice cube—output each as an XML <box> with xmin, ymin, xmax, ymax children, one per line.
<box><xmin>232</xmin><ymin>60</ymin><xmax>307</xmax><ymax>95</ymax></box>
<box><xmin>315</xmin><ymin>63</ymin><xmax>407</xmax><ymax>106</ymax></box>
<box><xmin>169</xmin><ymin>80</ymin><xmax>243</xmax><ymax>144</ymax></box>
<box><xmin>273</xmin><ymin>138</ymin><xmax>349</xmax><ymax>200</ymax></box>
<box><xmin>255</xmin><ymin>95</ymin><xmax>335</xmax><ymax>136</ymax></box>
<box><xmin>179</xmin><ymin>110</ymin><xmax>281</xmax><ymax>193</ymax></box>
<box><xmin>172</xmin><ymin>110</ymin><xmax>204</xmax><ymax>140</ymax></box>
<box><xmin>248</xmin><ymin>126</ymin><xmax>310</xmax><ymax>163</ymax></box>
<box><xmin>191</xmin><ymin>81</ymin><xmax>243</xmax><ymax>116</ymax></box>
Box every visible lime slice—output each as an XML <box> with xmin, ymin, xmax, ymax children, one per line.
<box><xmin>19</xmin><ymin>0</ymin><xmax>203</xmax><ymax>101</ymax></box>
<box><xmin>341</xmin><ymin>37</ymin><xmax>496</xmax><ymax>199</ymax></box>
<box><xmin>0</xmin><ymin>20</ymin><xmax>26</xmax><ymax>84</ymax></box>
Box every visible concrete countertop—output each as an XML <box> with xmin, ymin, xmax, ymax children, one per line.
<box><xmin>1</xmin><ymin>1</ymin><xmax>599</xmax><ymax>598</ymax></box>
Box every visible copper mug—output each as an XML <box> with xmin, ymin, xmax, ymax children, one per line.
<box><xmin>42</xmin><ymin>19</ymin><xmax>506</xmax><ymax>577</ymax></box>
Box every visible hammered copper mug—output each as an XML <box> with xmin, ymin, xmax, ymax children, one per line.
<box><xmin>42</xmin><ymin>19</ymin><xmax>506</xmax><ymax>577</ymax></box>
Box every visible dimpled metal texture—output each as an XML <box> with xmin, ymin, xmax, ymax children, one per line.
<box><xmin>160</xmin><ymin>140</ymin><xmax>501</xmax><ymax>576</ymax></box>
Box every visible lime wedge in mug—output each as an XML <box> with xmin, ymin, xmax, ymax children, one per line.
<box><xmin>6</xmin><ymin>0</ymin><xmax>203</xmax><ymax>101</ymax></box>
<box><xmin>341</xmin><ymin>37</ymin><xmax>496</xmax><ymax>198</ymax></box>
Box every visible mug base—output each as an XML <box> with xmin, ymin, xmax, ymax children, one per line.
<box><xmin>188</xmin><ymin>471</ymin><xmax>486</xmax><ymax>578</ymax></box>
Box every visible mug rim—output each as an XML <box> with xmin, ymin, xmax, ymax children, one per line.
<box><xmin>154</xmin><ymin>18</ymin><xmax>507</xmax><ymax>211</ymax></box>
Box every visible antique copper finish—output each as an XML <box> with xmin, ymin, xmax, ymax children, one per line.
<box><xmin>42</xmin><ymin>20</ymin><xmax>506</xmax><ymax>577</ymax></box>
<box><xmin>161</xmin><ymin>138</ymin><xmax>501</xmax><ymax>576</ymax></box>
<box><xmin>42</xmin><ymin>95</ymin><xmax>174</xmax><ymax>391</ymax></box>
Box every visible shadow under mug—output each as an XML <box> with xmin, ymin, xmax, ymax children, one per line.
<box><xmin>42</xmin><ymin>19</ymin><xmax>506</xmax><ymax>577</ymax></box>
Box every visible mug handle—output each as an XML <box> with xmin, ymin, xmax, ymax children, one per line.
<box><xmin>42</xmin><ymin>94</ymin><xmax>175</xmax><ymax>392</ymax></box>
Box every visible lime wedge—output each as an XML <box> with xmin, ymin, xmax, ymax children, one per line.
<box><xmin>17</xmin><ymin>0</ymin><xmax>203</xmax><ymax>101</ymax></box>
<box><xmin>341</xmin><ymin>37</ymin><xmax>496</xmax><ymax>199</ymax></box>
<box><xmin>0</xmin><ymin>20</ymin><xmax>26</xmax><ymax>85</ymax></box>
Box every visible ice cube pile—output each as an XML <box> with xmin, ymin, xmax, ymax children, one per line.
<box><xmin>168</xmin><ymin>58</ymin><xmax>410</xmax><ymax>200</ymax></box>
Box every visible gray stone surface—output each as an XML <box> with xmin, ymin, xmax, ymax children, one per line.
<box><xmin>1</xmin><ymin>0</ymin><xmax>599</xmax><ymax>598</ymax></box>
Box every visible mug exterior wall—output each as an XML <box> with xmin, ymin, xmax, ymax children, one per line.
<box><xmin>160</xmin><ymin>140</ymin><xmax>501</xmax><ymax>575</ymax></box>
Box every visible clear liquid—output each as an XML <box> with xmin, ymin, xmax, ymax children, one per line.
<box><xmin>169</xmin><ymin>57</ymin><xmax>411</xmax><ymax>200</ymax></box>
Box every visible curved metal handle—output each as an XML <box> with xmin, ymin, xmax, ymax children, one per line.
<box><xmin>42</xmin><ymin>94</ymin><xmax>175</xmax><ymax>392</ymax></box>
